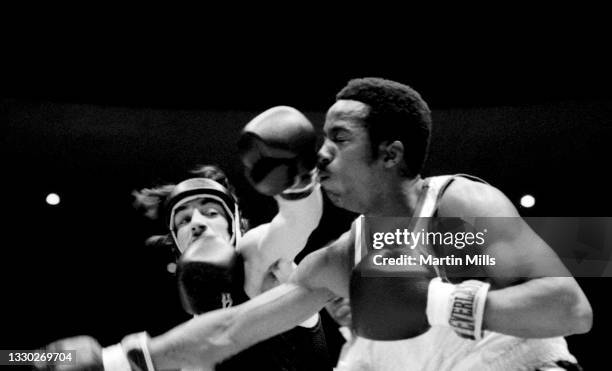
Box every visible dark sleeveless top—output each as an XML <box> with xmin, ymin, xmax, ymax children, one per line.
<box><xmin>215</xmin><ymin>288</ymin><xmax>333</xmax><ymax>371</ymax></box>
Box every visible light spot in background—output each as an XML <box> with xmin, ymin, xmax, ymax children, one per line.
<box><xmin>46</xmin><ymin>193</ymin><xmax>60</xmax><ymax>206</ymax></box>
<box><xmin>520</xmin><ymin>194</ymin><xmax>535</xmax><ymax>208</ymax></box>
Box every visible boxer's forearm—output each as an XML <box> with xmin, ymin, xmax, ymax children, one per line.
<box><xmin>484</xmin><ymin>277</ymin><xmax>592</xmax><ymax>338</ymax></box>
<box><xmin>263</xmin><ymin>184</ymin><xmax>323</xmax><ymax>262</ymax></box>
<box><xmin>149</xmin><ymin>282</ymin><xmax>334</xmax><ymax>370</ymax></box>
<box><xmin>240</xmin><ymin>185</ymin><xmax>322</xmax><ymax>298</ymax></box>
<box><xmin>149</xmin><ymin>308</ymin><xmax>238</xmax><ymax>370</ymax></box>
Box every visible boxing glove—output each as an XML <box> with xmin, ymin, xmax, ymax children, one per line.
<box><xmin>35</xmin><ymin>333</ymin><xmax>156</xmax><ymax>371</ymax></box>
<box><xmin>238</xmin><ymin>106</ymin><xmax>317</xmax><ymax>197</ymax></box>
<box><xmin>176</xmin><ymin>236</ymin><xmax>242</xmax><ymax>315</ymax></box>
<box><xmin>35</xmin><ymin>336</ymin><xmax>104</xmax><ymax>371</ymax></box>
<box><xmin>350</xmin><ymin>247</ymin><xmax>491</xmax><ymax>341</ymax></box>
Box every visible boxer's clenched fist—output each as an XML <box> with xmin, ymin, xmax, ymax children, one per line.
<box><xmin>238</xmin><ymin>106</ymin><xmax>317</xmax><ymax>197</ymax></box>
<box><xmin>35</xmin><ymin>335</ymin><xmax>103</xmax><ymax>371</ymax></box>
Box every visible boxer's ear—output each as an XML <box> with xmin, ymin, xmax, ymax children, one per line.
<box><xmin>380</xmin><ymin>140</ymin><xmax>404</xmax><ymax>169</ymax></box>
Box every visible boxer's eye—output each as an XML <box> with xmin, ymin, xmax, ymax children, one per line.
<box><xmin>176</xmin><ymin>216</ymin><xmax>190</xmax><ymax>227</ymax></box>
<box><xmin>332</xmin><ymin>135</ymin><xmax>347</xmax><ymax>144</ymax></box>
<box><xmin>203</xmin><ymin>208</ymin><xmax>220</xmax><ymax>217</ymax></box>
<box><xmin>331</xmin><ymin>130</ymin><xmax>350</xmax><ymax>144</ymax></box>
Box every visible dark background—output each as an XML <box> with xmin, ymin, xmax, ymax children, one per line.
<box><xmin>2</xmin><ymin>14</ymin><xmax>612</xmax><ymax>370</ymax></box>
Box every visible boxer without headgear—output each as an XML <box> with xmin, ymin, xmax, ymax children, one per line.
<box><xmin>140</xmin><ymin>79</ymin><xmax>590</xmax><ymax>371</ymax></box>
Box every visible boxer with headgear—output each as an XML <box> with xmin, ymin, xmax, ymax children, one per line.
<box><xmin>168</xmin><ymin>176</ymin><xmax>243</xmax><ymax>314</ymax></box>
<box><xmin>35</xmin><ymin>107</ymin><xmax>333</xmax><ymax>371</ymax></box>
<box><xmin>142</xmin><ymin>165</ymin><xmax>331</xmax><ymax>371</ymax></box>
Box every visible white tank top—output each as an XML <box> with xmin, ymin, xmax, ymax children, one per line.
<box><xmin>337</xmin><ymin>175</ymin><xmax>576</xmax><ymax>371</ymax></box>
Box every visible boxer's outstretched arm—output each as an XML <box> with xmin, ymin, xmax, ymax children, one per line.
<box><xmin>442</xmin><ymin>179</ymin><xmax>593</xmax><ymax>338</ymax></box>
<box><xmin>149</xmin><ymin>245</ymin><xmax>339</xmax><ymax>370</ymax></box>
<box><xmin>264</xmin><ymin>183</ymin><xmax>323</xmax><ymax>262</ymax></box>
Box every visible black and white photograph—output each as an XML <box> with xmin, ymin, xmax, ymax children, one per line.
<box><xmin>2</xmin><ymin>15</ymin><xmax>612</xmax><ymax>370</ymax></box>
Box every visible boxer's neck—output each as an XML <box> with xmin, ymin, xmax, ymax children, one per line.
<box><xmin>366</xmin><ymin>176</ymin><xmax>424</xmax><ymax>217</ymax></box>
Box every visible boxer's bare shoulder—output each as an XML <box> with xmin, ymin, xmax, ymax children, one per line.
<box><xmin>436</xmin><ymin>176</ymin><xmax>573</xmax><ymax>284</ymax></box>
<box><xmin>437</xmin><ymin>176</ymin><xmax>519</xmax><ymax>218</ymax></box>
<box><xmin>236</xmin><ymin>223</ymin><xmax>268</xmax><ymax>258</ymax></box>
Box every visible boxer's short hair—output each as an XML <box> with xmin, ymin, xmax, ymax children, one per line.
<box><xmin>336</xmin><ymin>77</ymin><xmax>432</xmax><ymax>177</ymax></box>
<box><xmin>133</xmin><ymin>165</ymin><xmax>240</xmax><ymax>223</ymax></box>
<box><xmin>190</xmin><ymin>165</ymin><xmax>236</xmax><ymax>196</ymax></box>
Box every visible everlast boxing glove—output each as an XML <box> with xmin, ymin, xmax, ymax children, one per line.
<box><xmin>350</xmin><ymin>246</ymin><xmax>491</xmax><ymax>341</ymax></box>
<box><xmin>238</xmin><ymin>106</ymin><xmax>317</xmax><ymax>197</ymax></box>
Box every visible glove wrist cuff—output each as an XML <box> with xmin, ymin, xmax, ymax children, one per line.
<box><xmin>279</xmin><ymin>169</ymin><xmax>317</xmax><ymax>200</ymax></box>
<box><xmin>426</xmin><ymin>277</ymin><xmax>455</xmax><ymax>326</ymax></box>
<box><xmin>121</xmin><ymin>332</ymin><xmax>156</xmax><ymax>371</ymax></box>
<box><xmin>103</xmin><ymin>332</ymin><xmax>155</xmax><ymax>371</ymax></box>
<box><xmin>103</xmin><ymin>343</ymin><xmax>131</xmax><ymax>371</ymax></box>
<box><xmin>426</xmin><ymin>278</ymin><xmax>490</xmax><ymax>341</ymax></box>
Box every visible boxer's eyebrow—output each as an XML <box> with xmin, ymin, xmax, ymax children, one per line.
<box><xmin>326</xmin><ymin>118</ymin><xmax>353</xmax><ymax>131</ymax></box>
<box><xmin>330</xmin><ymin>124</ymin><xmax>348</xmax><ymax>132</ymax></box>
<box><xmin>173</xmin><ymin>202</ymin><xmax>197</xmax><ymax>219</ymax></box>
<box><xmin>336</xmin><ymin>111</ymin><xmax>364</xmax><ymax>120</ymax></box>
<box><xmin>175</xmin><ymin>204</ymin><xmax>188</xmax><ymax>214</ymax></box>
